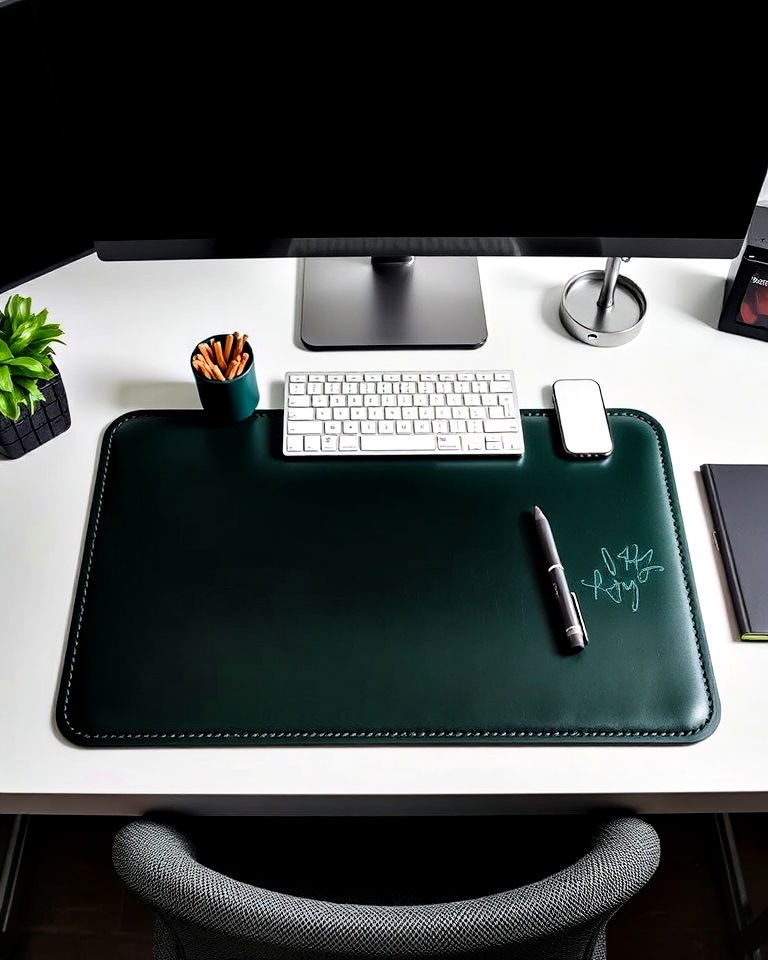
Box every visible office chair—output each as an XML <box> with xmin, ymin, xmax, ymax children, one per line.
<box><xmin>113</xmin><ymin>817</ymin><xmax>659</xmax><ymax>960</ymax></box>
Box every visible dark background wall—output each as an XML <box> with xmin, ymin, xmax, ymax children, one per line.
<box><xmin>0</xmin><ymin>0</ymin><xmax>92</xmax><ymax>293</ymax></box>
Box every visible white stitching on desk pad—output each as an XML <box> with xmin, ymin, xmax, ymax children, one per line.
<box><xmin>60</xmin><ymin>410</ymin><xmax>715</xmax><ymax>742</ymax></box>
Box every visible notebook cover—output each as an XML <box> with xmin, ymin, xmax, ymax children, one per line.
<box><xmin>56</xmin><ymin>409</ymin><xmax>719</xmax><ymax>746</ymax></box>
<box><xmin>701</xmin><ymin>464</ymin><xmax>768</xmax><ymax>640</ymax></box>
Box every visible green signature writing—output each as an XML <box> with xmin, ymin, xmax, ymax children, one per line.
<box><xmin>581</xmin><ymin>545</ymin><xmax>664</xmax><ymax>613</ymax></box>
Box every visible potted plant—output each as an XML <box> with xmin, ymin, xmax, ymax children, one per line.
<box><xmin>0</xmin><ymin>295</ymin><xmax>70</xmax><ymax>459</ymax></box>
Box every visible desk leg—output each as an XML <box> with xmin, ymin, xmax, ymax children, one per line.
<box><xmin>716</xmin><ymin>813</ymin><xmax>764</xmax><ymax>960</ymax></box>
<box><xmin>0</xmin><ymin>815</ymin><xmax>28</xmax><ymax>960</ymax></box>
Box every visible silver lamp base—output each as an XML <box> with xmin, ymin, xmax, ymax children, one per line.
<box><xmin>560</xmin><ymin>258</ymin><xmax>646</xmax><ymax>347</ymax></box>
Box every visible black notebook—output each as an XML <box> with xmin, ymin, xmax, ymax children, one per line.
<box><xmin>702</xmin><ymin>464</ymin><xmax>768</xmax><ymax>641</ymax></box>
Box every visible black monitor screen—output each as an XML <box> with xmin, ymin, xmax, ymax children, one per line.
<box><xmin>28</xmin><ymin>1</ymin><xmax>768</xmax><ymax>256</ymax></box>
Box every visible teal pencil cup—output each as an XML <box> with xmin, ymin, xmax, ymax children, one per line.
<box><xmin>190</xmin><ymin>335</ymin><xmax>259</xmax><ymax>422</ymax></box>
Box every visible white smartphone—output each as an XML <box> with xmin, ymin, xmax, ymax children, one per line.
<box><xmin>552</xmin><ymin>379</ymin><xmax>613</xmax><ymax>459</ymax></box>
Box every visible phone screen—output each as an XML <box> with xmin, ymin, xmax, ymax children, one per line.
<box><xmin>553</xmin><ymin>380</ymin><xmax>613</xmax><ymax>458</ymax></box>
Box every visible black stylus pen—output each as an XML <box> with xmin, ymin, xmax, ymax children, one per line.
<box><xmin>533</xmin><ymin>505</ymin><xmax>588</xmax><ymax>652</ymax></box>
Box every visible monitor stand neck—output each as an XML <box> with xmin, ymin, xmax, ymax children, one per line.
<box><xmin>300</xmin><ymin>255</ymin><xmax>487</xmax><ymax>350</ymax></box>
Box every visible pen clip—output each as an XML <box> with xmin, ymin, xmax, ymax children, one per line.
<box><xmin>571</xmin><ymin>591</ymin><xmax>589</xmax><ymax>646</ymax></box>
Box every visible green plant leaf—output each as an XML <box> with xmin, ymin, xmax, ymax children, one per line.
<box><xmin>29</xmin><ymin>324</ymin><xmax>64</xmax><ymax>342</ymax></box>
<box><xmin>0</xmin><ymin>390</ymin><xmax>19</xmax><ymax>422</ymax></box>
<box><xmin>4</xmin><ymin>356</ymin><xmax>45</xmax><ymax>375</ymax></box>
<box><xmin>16</xmin><ymin>378</ymin><xmax>45</xmax><ymax>404</ymax></box>
<box><xmin>9</xmin><ymin>322</ymin><xmax>38</xmax><ymax>353</ymax></box>
<box><xmin>34</xmin><ymin>308</ymin><xmax>48</xmax><ymax>325</ymax></box>
<box><xmin>0</xmin><ymin>365</ymin><xmax>12</xmax><ymax>393</ymax></box>
<box><xmin>0</xmin><ymin>339</ymin><xmax>12</xmax><ymax>362</ymax></box>
<box><xmin>34</xmin><ymin>365</ymin><xmax>55</xmax><ymax>380</ymax></box>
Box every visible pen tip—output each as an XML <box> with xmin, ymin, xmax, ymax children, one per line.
<box><xmin>533</xmin><ymin>505</ymin><xmax>543</xmax><ymax>518</ymax></box>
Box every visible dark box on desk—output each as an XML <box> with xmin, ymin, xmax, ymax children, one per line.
<box><xmin>719</xmin><ymin>204</ymin><xmax>768</xmax><ymax>342</ymax></box>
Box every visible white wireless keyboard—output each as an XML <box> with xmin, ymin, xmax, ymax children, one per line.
<box><xmin>282</xmin><ymin>371</ymin><xmax>524</xmax><ymax>457</ymax></box>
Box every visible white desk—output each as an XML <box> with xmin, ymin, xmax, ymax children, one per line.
<box><xmin>2</xmin><ymin>252</ymin><xmax>766</xmax><ymax>815</ymax></box>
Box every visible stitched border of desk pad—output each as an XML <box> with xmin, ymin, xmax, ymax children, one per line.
<box><xmin>57</xmin><ymin>408</ymin><xmax>720</xmax><ymax>746</ymax></box>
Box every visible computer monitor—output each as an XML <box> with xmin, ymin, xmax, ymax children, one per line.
<box><xmin>30</xmin><ymin>2</ymin><xmax>768</xmax><ymax>349</ymax></box>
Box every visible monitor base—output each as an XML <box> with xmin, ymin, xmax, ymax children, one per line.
<box><xmin>300</xmin><ymin>256</ymin><xmax>488</xmax><ymax>350</ymax></box>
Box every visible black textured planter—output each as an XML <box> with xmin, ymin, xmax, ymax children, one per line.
<box><xmin>0</xmin><ymin>363</ymin><xmax>71</xmax><ymax>459</ymax></box>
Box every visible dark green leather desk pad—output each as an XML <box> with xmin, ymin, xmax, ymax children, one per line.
<box><xmin>57</xmin><ymin>409</ymin><xmax>719</xmax><ymax>746</ymax></box>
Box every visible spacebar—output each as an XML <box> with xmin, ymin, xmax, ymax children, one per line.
<box><xmin>360</xmin><ymin>435</ymin><xmax>437</xmax><ymax>452</ymax></box>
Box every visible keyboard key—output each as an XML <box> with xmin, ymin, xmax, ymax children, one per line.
<box><xmin>385</xmin><ymin>408</ymin><xmax>401</xmax><ymax>420</ymax></box>
<box><xmin>289</xmin><ymin>383</ymin><xmax>306</xmax><ymax>395</ymax></box>
<box><xmin>360</xmin><ymin>421</ymin><xmax>376</xmax><ymax>434</ymax></box>
<box><xmin>439</xmin><ymin>373</ymin><xmax>456</xmax><ymax>381</ymax></box>
<box><xmin>481</xmin><ymin>395</ymin><xmax>498</xmax><ymax>406</ymax></box>
<box><xmin>330</xmin><ymin>396</ymin><xmax>345</xmax><ymax>407</ymax></box>
<box><xmin>494</xmin><ymin>372</ymin><xmax>512</xmax><ymax>381</ymax></box>
<box><xmin>327</xmin><ymin>374</ymin><xmax>343</xmax><ymax>382</ymax></box>
<box><xmin>485</xmin><ymin>440</ymin><xmax>503</xmax><ymax>451</ymax></box>
<box><xmin>324</xmin><ymin>422</ymin><xmax>341</xmax><ymax>434</ymax></box>
<box><xmin>453</xmin><ymin>407</ymin><xmax>469</xmax><ymax>420</ymax></box>
<box><xmin>308</xmin><ymin>374</ymin><xmax>325</xmax><ymax>382</ymax></box>
<box><xmin>465</xmin><ymin>394</ymin><xmax>481</xmax><ymax>406</ymax></box>
<box><xmin>361</xmin><ymin>435</ymin><xmax>436</xmax><ymax>452</ymax></box>
<box><xmin>487</xmin><ymin>407</ymin><xmax>508</xmax><ymax>419</ymax></box>
<box><xmin>381</xmin><ymin>395</ymin><xmax>397</xmax><ymax>407</ymax></box>
<box><xmin>345</xmin><ymin>374</ymin><xmax>363</xmax><ymax>382</ymax></box>
<box><xmin>316</xmin><ymin>408</ymin><xmax>332</xmax><ymax>420</ymax></box>
<box><xmin>490</xmin><ymin>381</ymin><xmax>513</xmax><ymax>393</ymax></box>
<box><xmin>436</xmin><ymin>407</ymin><xmax>451</xmax><ymax>420</ymax></box>
<box><xmin>369</xmin><ymin>408</ymin><xmax>384</xmax><ymax>420</ymax></box>
<box><xmin>396</xmin><ymin>421</ymin><xmax>413</xmax><ymax>434</ymax></box>
<box><xmin>432</xmin><ymin>420</ymin><xmax>449</xmax><ymax>434</ymax></box>
<box><xmin>419</xmin><ymin>407</ymin><xmax>434</xmax><ymax>419</ymax></box>
<box><xmin>288</xmin><ymin>396</ymin><xmax>311</xmax><ymax>407</ymax></box>
<box><xmin>324</xmin><ymin>382</ymin><xmax>341</xmax><ymax>394</ymax></box>
<box><xmin>420</xmin><ymin>373</ymin><xmax>437</xmax><ymax>381</ymax></box>
<box><xmin>321</xmin><ymin>436</ymin><xmax>338</xmax><ymax>452</ymax></box>
<box><xmin>351</xmin><ymin>408</ymin><xmax>366</xmax><ymax>420</ymax></box>
<box><xmin>397</xmin><ymin>395</ymin><xmax>413</xmax><ymax>406</ymax></box>
<box><xmin>379</xmin><ymin>421</ymin><xmax>395</xmax><ymax>434</ymax></box>
<box><xmin>377</xmin><ymin>382</ymin><xmax>393</xmax><ymax>394</ymax></box>
<box><xmin>413</xmin><ymin>394</ymin><xmax>428</xmax><ymax>406</ymax></box>
<box><xmin>287</xmin><ymin>422</ymin><xmax>322</xmax><ymax>434</ymax></box>
<box><xmin>414</xmin><ymin>421</ymin><xmax>431</xmax><ymax>434</ymax></box>
<box><xmin>348</xmin><ymin>396</ymin><xmax>363</xmax><ymax>407</ymax></box>
<box><xmin>307</xmin><ymin>383</ymin><xmax>322</xmax><ymax>395</ymax></box>
<box><xmin>289</xmin><ymin>374</ymin><xmax>307</xmax><ymax>382</ymax></box>
<box><xmin>457</xmin><ymin>373</ymin><xmax>475</xmax><ymax>381</ymax></box>
<box><xmin>417</xmin><ymin>382</ymin><xmax>435</xmax><ymax>394</ymax></box>
<box><xmin>342</xmin><ymin>382</ymin><xmax>359</xmax><ymax>394</ymax></box>
<box><xmin>449</xmin><ymin>420</ymin><xmax>467</xmax><ymax>433</ymax></box>
<box><xmin>467</xmin><ymin>421</ymin><xmax>483</xmax><ymax>433</ymax></box>
<box><xmin>333</xmin><ymin>408</ymin><xmax>350</xmax><ymax>420</ymax></box>
<box><xmin>360</xmin><ymin>382</ymin><xmax>375</xmax><ymax>394</ymax></box>
<box><xmin>364</xmin><ymin>395</ymin><xmax>381</xmax><ymax>407</ymax></box>
<box><xmin>471</xmin><ymin>381</ymin><xmax>489</xmax><ymax>393</ymax></box>
<box><xmin>304</xmin><ymin>436</ymin><xmax>321</xmax><ymax>452</ymax></box>
<box><xmin>402</xmin><ymin>373</ymin><xmax>419</xmax><ymax>382</ymax></box>
<box><xmin>342</xmin><ymin>421</ymin><xmax>359</xmax><ymax>434</ymax></box>
<box><xmin>287</xmin><ymin>410</ymin><xmax>316</xmax><ymax>421</ymax></box>
<box><xmin>312</xmin><ymin>395</ymin><xmax>329</xmax><ymax>407</ymax></box>
<box><xmin>364</xmin><ymin>373</ymin><xmax>382</xmax><ymax>381</ymax></box>
<box><xmin>487</xmin><ymin>420</ymin><xmax>519</xmax><ymax>432</ymax></box>
<box><xmin>476</xmin><ymin>373</ymin><xmax>493</xmax><ymax>381</ymax></box>
<box><xmin>446</xmin><ymin>394</ymin><xmax>462</xmax><ymax>406</ymax></box>
<box><xmin>339</xmin><ymin>436</ymin><xmax>360</xmax><ymax>452</ymax></box>
<box><xmin>469</xmin><ymin>408</ymin><xmax>485</xmax><ymax>419</ymax></box>
<box><xmin>285</xmin><ymin>436</ymin><xmax>303</xmax><ymax>452</ymax></box>
<box><xmin>462</xmin><ymin>436</ymin><xmax>485</xmax><ymax>451</ymax></box>
<box><xmin>402</xmin><ymin>407</ymin><xmax>418</xmax><ymax>420</ymax></box>
<box><xmin>437</xmin><ymin>436</ymin><xmax>461</xmax><ymax>451</ymax></box>
<box><xmin>384</xmin><ymin>373</ymin><xmax>401</xmax><ymax>382</ymax></box>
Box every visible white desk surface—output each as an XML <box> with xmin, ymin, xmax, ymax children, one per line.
<box><xmin>2</xmin><ymin>252</ymin><xmax>767</xmax><ymax>816</ymax></box>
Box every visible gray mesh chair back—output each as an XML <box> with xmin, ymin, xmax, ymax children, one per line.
<box><xmin>113</xmin><ymin>817</ymin><xmax>659</xmax><ymax>960</ymax></box>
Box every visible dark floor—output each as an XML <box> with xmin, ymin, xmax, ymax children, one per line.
<box><xmin>4</xmin><ymin>813</ymin><xmax>764</xmax><ymax>959</ymax></box>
